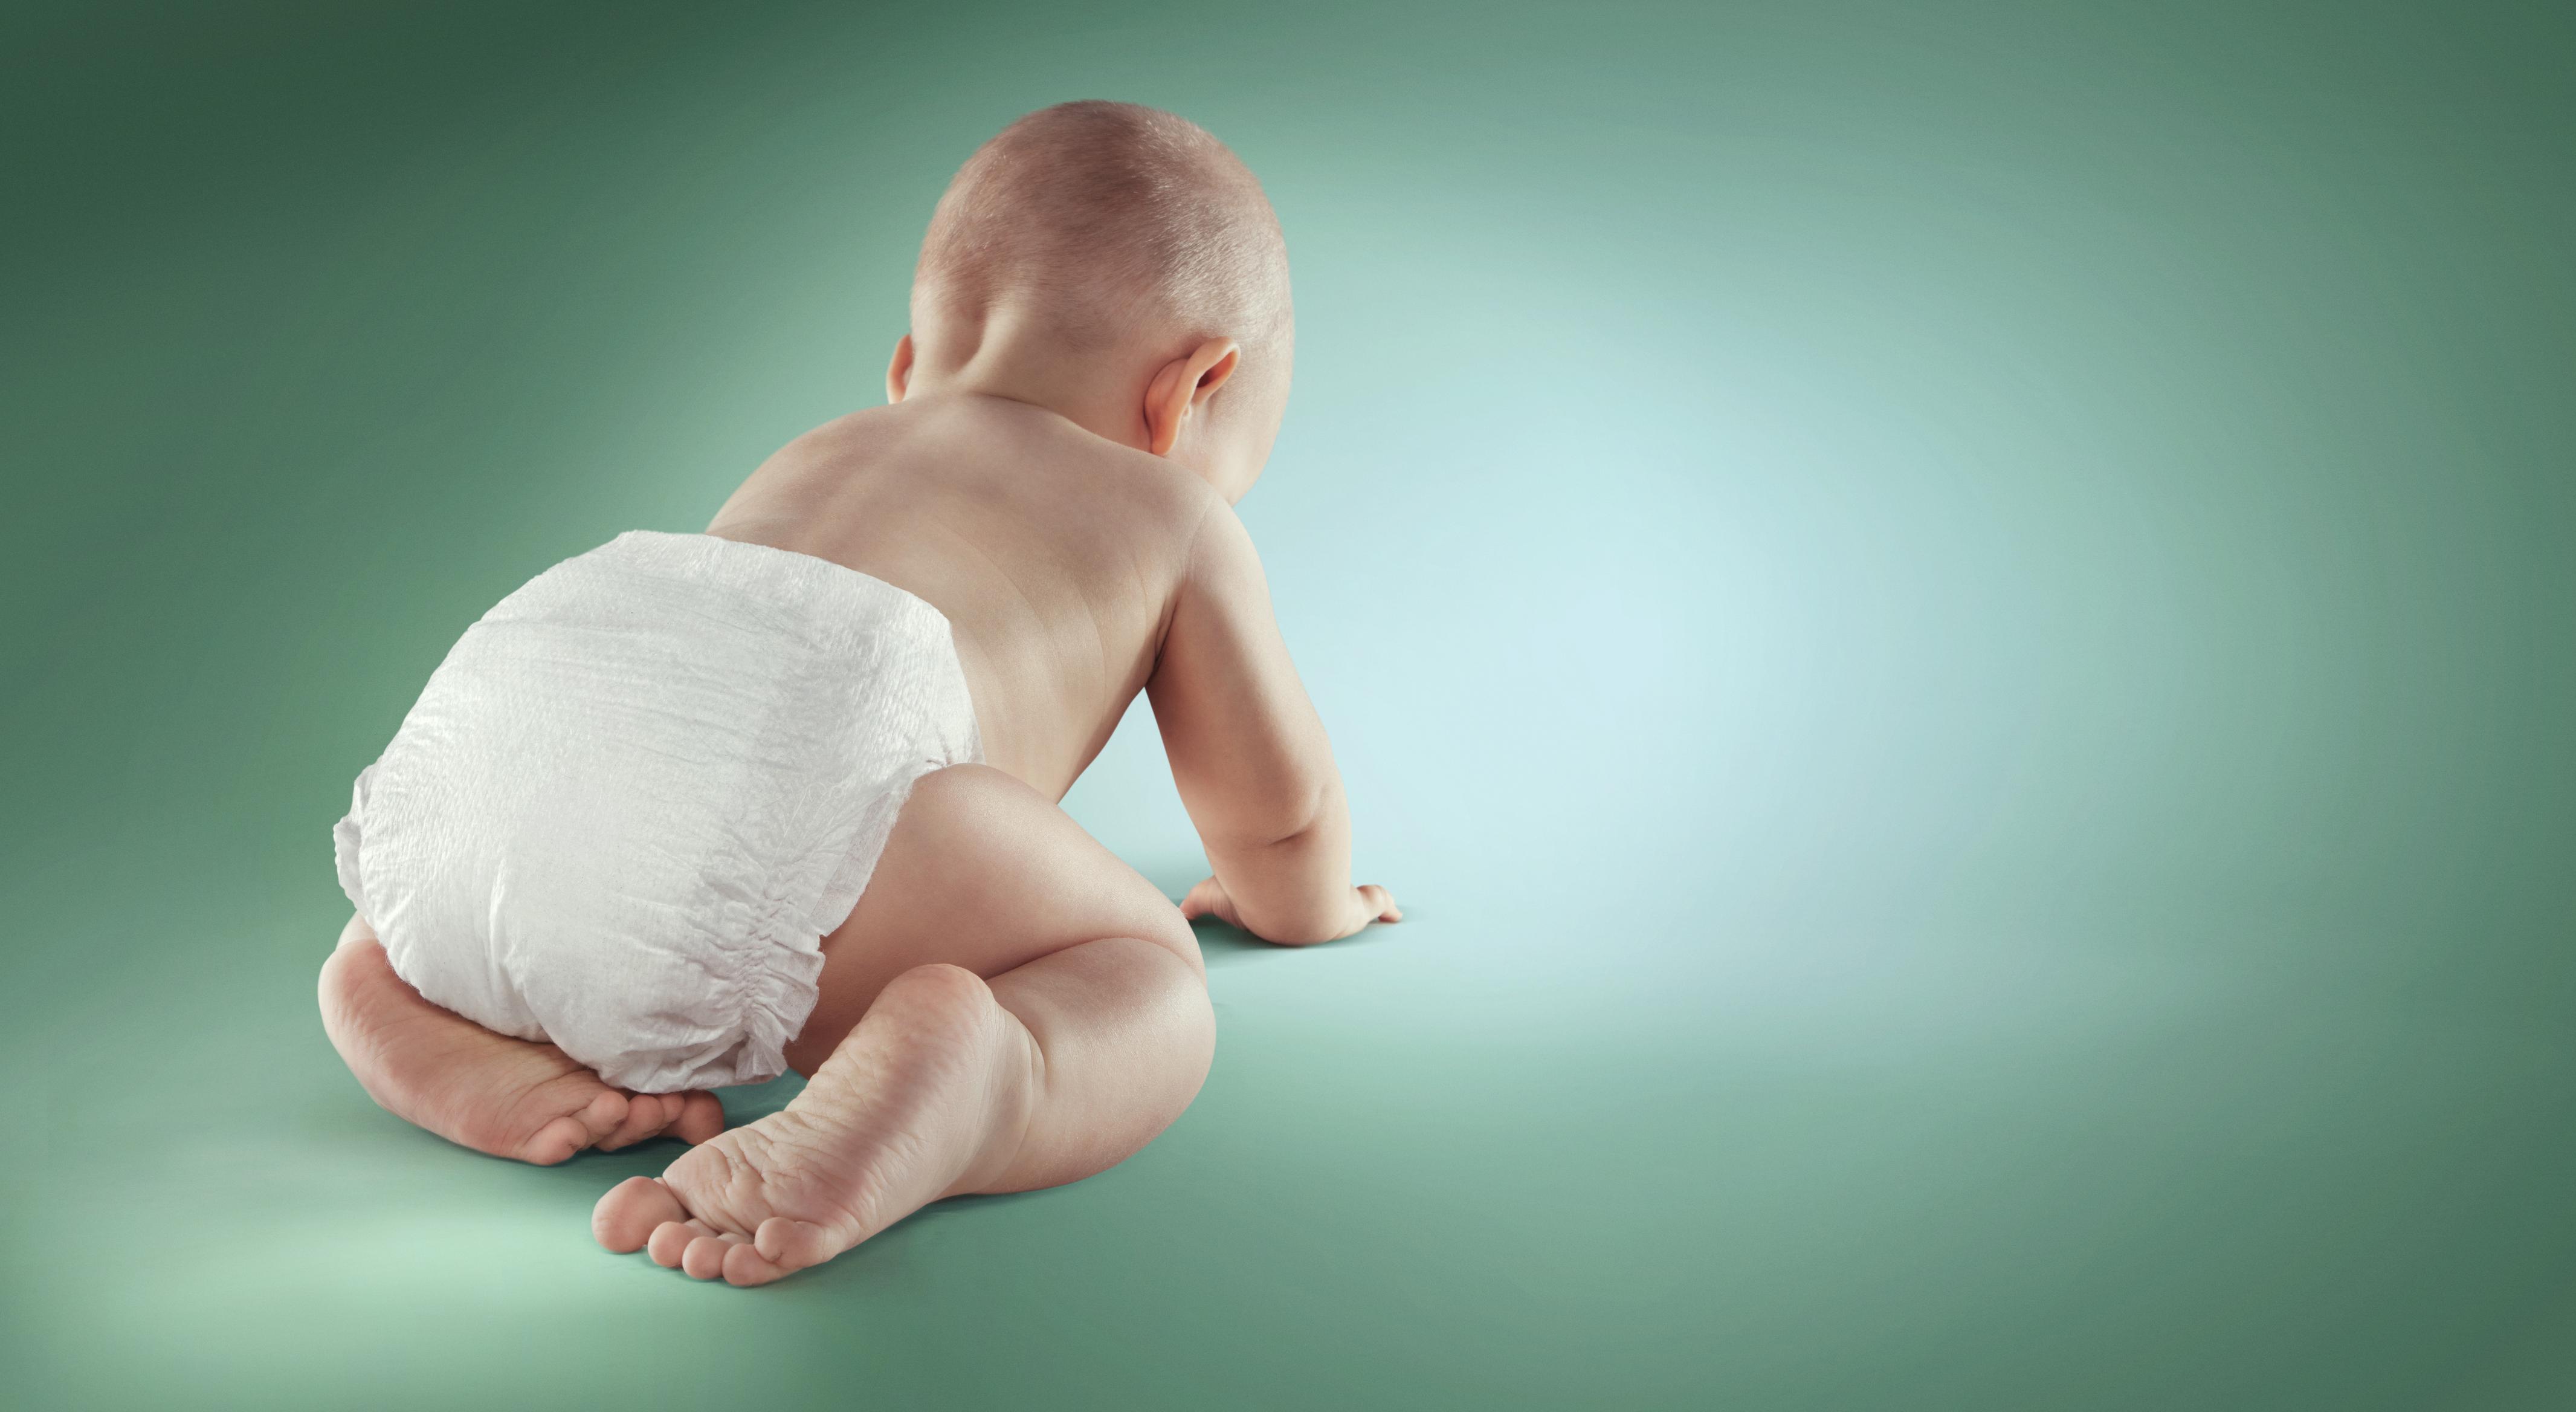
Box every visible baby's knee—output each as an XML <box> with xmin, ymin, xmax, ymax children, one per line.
<box><xmin>881</xmin><ymin>960</ymin><xmax>997</xmax><ymax>1011</ymax></box>
<box><xmin>1126</xmin><ymin>899</ymin><xmax>1201</xmax><ymax>976</ymax></box>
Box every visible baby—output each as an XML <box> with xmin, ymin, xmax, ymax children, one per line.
<box><xmin>318</xmin><ymin>100</ymin><xmax>1398</xmax><ymax>1286</ymax></box>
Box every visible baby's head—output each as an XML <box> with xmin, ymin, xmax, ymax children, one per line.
<box><xmin>899</xmin><ymin>102</ymin><xmax>1292</xmax><ymax>502</ymax></box>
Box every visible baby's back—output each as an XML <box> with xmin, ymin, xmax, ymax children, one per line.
<box><xmin>706</xmin><ymin>393</ymin><xmax>1213</xmax><ymax>800</ymax></box>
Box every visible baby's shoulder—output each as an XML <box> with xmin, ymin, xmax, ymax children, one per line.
<box><xmin>1036</xmin><ymin>433</ymin><xmax>1228</xmax><ymax>548</ymax></box>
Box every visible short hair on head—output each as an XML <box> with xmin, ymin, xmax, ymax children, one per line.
<box><xmin>914</xmin><ymin>101</ymin><xmax>1291</xmax><ymax>365</ymax></box>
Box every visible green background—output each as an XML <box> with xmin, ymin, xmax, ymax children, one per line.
<box><xmin>4</xmin><ymin>1</ymin><xmax>2571</xmax><ymax>1406</ymax></box>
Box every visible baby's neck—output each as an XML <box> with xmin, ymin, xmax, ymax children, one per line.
<box><xmin>906</xmin><ymin>314</ymin><xmax>1148</xmax><ymax>452</ymax></box>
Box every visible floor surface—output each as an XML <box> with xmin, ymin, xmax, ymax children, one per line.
<box><xmin>4</xmin><ymin>1</ymin><xmax>2571</xmax><ymax>1406</ymax></box>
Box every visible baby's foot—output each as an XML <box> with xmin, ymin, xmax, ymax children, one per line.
<box><xmin>321</xmin><ymin>928</ymin><xmax>726</xmax><ymax>1164</ymax></box>
<box><xmin>592</xmin><ymin>963</ymin><xmax>1035</xmax><ymax>1285</ymax></box>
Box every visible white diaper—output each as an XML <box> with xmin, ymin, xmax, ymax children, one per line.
<box><xmin>332</xmin><ymin>530</ymin><xmax>981</xmax><ymax>1092</ymax></box>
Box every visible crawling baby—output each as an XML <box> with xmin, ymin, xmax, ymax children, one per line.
<box><xmin>318</xmin><ymin>101</ymin><xmax>1398</xmax><ymax>1286</ymax></box>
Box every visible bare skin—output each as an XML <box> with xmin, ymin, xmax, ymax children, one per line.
<box><xmin>581</xmin><ymin>349</ymin><xmax>1398</xmax><ymax>1283</ymax></box>
<box><xmin>320</xmin><ymin>914</ymin><xmax>726</xmax><ymax>1164</ymax></box>
<box><xmin>591</xmin><ymin>765</ymin><xmax>1218</xmax><ymax>1284</ymax></box>
<box><xmin>321</xmin><ymin>118</ymin><xmax>1397</xmax><ymax>1283</ymax></box>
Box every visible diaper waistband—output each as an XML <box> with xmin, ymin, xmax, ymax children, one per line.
<box><xmin>576</xmin><ymin>530</ymin><xmax>959</xmax><ymax>654</ymax></box>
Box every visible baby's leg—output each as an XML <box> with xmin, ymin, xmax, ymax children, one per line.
<box><xmin>591</xmin><ymin>764</ymin><xmax>1214</xmax><ymax>1284</ymax></box>
<box><xmin>319</xmin><ymin>916</ymin><xmax>726</xmax><ymax>1164</ymax></box>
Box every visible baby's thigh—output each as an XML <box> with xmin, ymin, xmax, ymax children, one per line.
<box><xmin>784</xmin><ymin>764</ymin><xmax>1196</xmax><ymax>1073</ymax></box>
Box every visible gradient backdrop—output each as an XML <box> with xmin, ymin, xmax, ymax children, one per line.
<box><xmin>4</xmin><ymin>1</ymin><xmax>2571</xmax><ymax>1407</ymax></box>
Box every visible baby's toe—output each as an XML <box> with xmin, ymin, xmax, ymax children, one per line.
<box><xmin>598</xmin><ymin>1093</ymin><xmax>666</xmax><ymax>1150</ymax></box>
<box><xmin>680</xmin><ymin>1233</ymin><xmax>737</xmax><ymax>1281</ymax></box>
<box><xmin>723</xmin><ymin>1240</ymin><xmax>788</xmax><ymax>1287</ymax></box>
<box><xmin>526</xmin><ymin>1089</ymin><xmax>628</xmax><ymax>1163</ymax></box>
<box><xmin>574</xmin><ymin>1089</ymin><xmax>630</xmax><ymax>1142</ymax></box>
<box><xmin>593</xmin><ymin>1177</ymin><xmax>686</xmax><ymax>1252</ymax></box>
<box><xmin>521</xmin><ymin>1114</ymin><xmax>595</xmax><ymax>1166</ymax></box>
<box><xmin>646</xmin><ymin>1218</ymin><xmax>710</xmax><ymax>1268</ymax></box>
<box><xmin>753</xmin><ymin>1216</ymin><xmax>834</xmax><ymax>1274</ymax></box>
<box><xmin>672</xmin><ymin>1092</ymin><xmax>727</xmax><ymax>1145</ymax></box>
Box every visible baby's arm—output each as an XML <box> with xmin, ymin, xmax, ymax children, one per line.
<box><xmin>1149</xmin><ymin>500</ymin><xmax>1399</xmax><ymax>945</ymax></box>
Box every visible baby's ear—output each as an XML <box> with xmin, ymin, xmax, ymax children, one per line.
<box><xmin>1189</xmin><ymin>345</ymin><xmax>1240</xmax><ymax>406</ymax></box>
<box><xmin>885</xmin><ymin>334</ymin><xmax>915</xmax><ymax>404</ymax></box>
<box><xmin>1144</xmin><ymin>338</ymin><xmax>1240</xmax><ymax>455</ymax></box>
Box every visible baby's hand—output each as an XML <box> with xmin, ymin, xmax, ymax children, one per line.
<box><xmin>1179</xmin><ymin>876</ymin><xmax>1401</xmax><ymax>945</ymax></box>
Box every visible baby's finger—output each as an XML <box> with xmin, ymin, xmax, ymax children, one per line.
<box><xmin>1178</xmin><ymin>876</ymin><xmax>1224</xmax><ymax>919</ymax></box>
